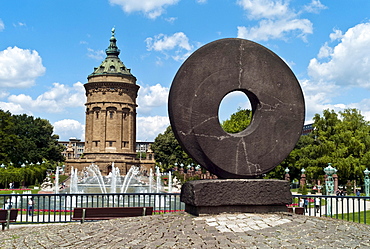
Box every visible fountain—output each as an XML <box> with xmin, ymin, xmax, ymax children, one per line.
<box><xmin>120</xmin><ymin>166</ymin><xmax>139</xmax><ymax>193</ymax></box>
<box><xmin>70</xmin><ymin>167</ymin><xmax>80</xmax><ymax>193</ymax></box>
<box><xmin>149</xmin><ymin>168</ymin><xmax>154</xmax><ymax>192</ymax></box>
<box><xmin>67</xmin><ymin>163</ymin><xmax>151</xmax><ymax>194</ymax></box>
<box><xmin>85</xmin><ymin>164</ymin><xmax>108</xmax><ymax>193</ymax></box>
<box><xmin>168</xmin><ymin>171</ymin><xmax>172</xmax><ymax>193</ymax></box>
<box><xmin>156</xmin><ymin>166</ymin><xmax>162</xmax><ymax>193</ymax></box>
<box><xmin>110</xmin><ymin>162</ymin><xmax>121</xmax><ymax>193</ymax></box>
<box><xmin>54</xmin><ymin>166</ymin><xmax>60</xmax><ymax>194</ymax></box>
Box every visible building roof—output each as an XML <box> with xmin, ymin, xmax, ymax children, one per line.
<box><xmin>88</xmin><ymin>28</ymin><xmax>134</xmax><ymax>78</ymax></box>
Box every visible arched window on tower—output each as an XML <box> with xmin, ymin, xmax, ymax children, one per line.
<box><xmin>122</xmin><ymin>108</ymin><xmax>130</xmax><ymax>120</ymax></box>
<box><xmin>93</xmin><ymin>107</ymin><xmax>101</xmax><ymax>119</ymax></box>
<box><xmin>107</xmin><ymin>107</ymin><xmax>117</xmax><ymax>119</ymax></box>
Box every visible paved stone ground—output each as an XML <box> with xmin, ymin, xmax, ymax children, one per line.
<box><xmin>0</xmin><ymin>212</ymin><xmax>369</xmax><ymax>248</ymax></box>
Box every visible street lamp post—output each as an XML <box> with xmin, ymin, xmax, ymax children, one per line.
<box><xmin>300</xmin><ymin>168</ymin><xmax>306</xmax><ymax>189</ymax></box>
<box><xmin>284</xmin><ymin>167</ymin><xmax>290</xmax><ymax>182</ymax></box>
<box><xmin>324</xmin><ymin>163</ymin><xmax>336</xmax><ymax>195</ymax></box>
<box><xmin>324</xmin><ymin>163</ymin><xmax>337</xmax><ymax>216</ymax></box>
<box><xmin>364</xmin><ymin>168</ymin><xmax>370</xmax><ymax>197</ymax></box>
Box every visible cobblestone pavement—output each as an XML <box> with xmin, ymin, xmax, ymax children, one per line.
<box><xmin>0</xmin><ymin>212</ymin><xmax>369</xmax><ymax>248</ymax></box>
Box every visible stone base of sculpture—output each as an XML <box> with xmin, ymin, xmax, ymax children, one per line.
<box><xmin>181</xmin><ymin>179</ymin><xmax>292</xmax><ymax>216</ymax></box>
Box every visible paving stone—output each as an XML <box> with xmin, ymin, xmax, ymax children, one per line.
<box><xmin>1</xmin><ymin>212</ymin><xmax>369</xmax><ymax>248</ymax></box>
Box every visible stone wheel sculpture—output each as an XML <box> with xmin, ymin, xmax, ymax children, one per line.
<box><xmin>168</xmin><ymin>38</ymin><xmax>305</xmax><ymax>179</ymax></box>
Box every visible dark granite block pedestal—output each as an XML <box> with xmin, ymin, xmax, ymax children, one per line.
<box><xmin>181</xmin><ymin>179</ymin><xmax>292</xmax><ymax>216</ymax></box>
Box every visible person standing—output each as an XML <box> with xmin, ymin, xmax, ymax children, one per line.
<box><xmin>315</xmin><ymin>198</ymin><xmax>320</xmax><ymax>213</ymax></box>
<box><xmin>304</xmin><ymin>198</ymin><xmax>308</xmax><ymax>213</ymax></box>
<box><xmin>28</xmin><ymin>197</ymin><xmax>34</xmax><ymax>216</ymax></box>
<box><xmin>4</xmin><ymin>198</ymin><xmax>12</xmax><ymax>209</ymax></box>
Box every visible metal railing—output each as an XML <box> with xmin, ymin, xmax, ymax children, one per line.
<box><xmin>0</xmin><ymin>193</ymin><xmax>184</xmax><ymax>224</ymax></box>
<box><xmin>1</xmin><ymin>193</ymin><xmax>368</xmax><ymax>225</ymax></box>
<box><xmin>292</xmin><ymin>194</ymin><xmax>370</xmax><ymax>224</ymax></box>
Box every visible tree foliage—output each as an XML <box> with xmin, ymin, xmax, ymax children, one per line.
<box><xmin>151</xmin><ymin>126</ymin><xmax>196</xmax><ymax>172</ymax></box>
<box><xmin>221</xmin><ymin>108</ymin><xmax>252</xmax><ymax>133</ymax></box>
<box><xmin>0</xmin><ymin>110</ymin><xmax>65</xmax><ymax>166</ymax></box>
<box><xmin>0</xmin><ymin>163</ymin><xmax>51</xmax><ymax>188</ymax></box>
<box><xmin>291</xmin><ymin>109</ymin><xmax>370</xmax><ymax>185</ymax></box>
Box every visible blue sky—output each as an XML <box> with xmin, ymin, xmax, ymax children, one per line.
<box><xmin>0</xmin><ymin>0</ymin><xmax>370</xmax><ymax>142</ymax></box>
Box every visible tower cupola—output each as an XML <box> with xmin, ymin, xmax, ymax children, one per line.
<box><xmin>88</xmin><ymin>28</ymin><xmax>134</xmax><ymax>78</ymax></box>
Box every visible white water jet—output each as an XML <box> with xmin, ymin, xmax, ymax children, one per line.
<box><xmin>70</xmin><ymin>167</ymin><xmax>79</xmax><ymax>193</ymax></box>
<box><xmin>110</xmin><ymin>162</ymin><xmax>121</xmax><ymax>193</ymax></box>
<box><xmin>156</xmin><ymin>167</ymin><xmax>162</xmax><ymax>193</ymax></box>
<box><xmin>149</xmin><ymin>168</ymin><xmax>153</xmax><ymax>193</ymax></box>
<box><xmin>168</xmin><ymin>171</ymin><xmax>172</xmax><ymax>193</ymax></box>
<box><xmin>55</xmin><ymin>166</ymin><xmax>59</xmax><ymax>194</ymax></box>
<box><xmin>120</xmin><ymin>166</ymin><xmax>139</xmax><ymax>193</ymax></box>
<box><xmin>87</xmin><ymin>164</ymin><xmax>107</xmax><ymax>194</ymax></box>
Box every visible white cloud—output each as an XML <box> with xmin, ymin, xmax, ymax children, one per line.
<box><xmin>237</xmin><ymin>0</ymin><xmax>290</xmax><ymax>20</ymax></box>
<box><xmin>299</xmin><ymin>78</ymin><xmax>342</xmax><ymax>123</ymax></box>
<box><xmin>136</xmin><ymin>116</ymin><xmax>169</xmax><ymax>141</ymax></box>
<box><xmin>196</xmin><ymin>0</ymin><xmax>207</xmax><ymax>3</ymax></box>
<box><xmin>308</xmin><ymin>22</ymin><xmax>370</xmax><ymax>89</ymax></box>
<box><xmin>13</xmin><ymin>22</ymin><xmax>26</xmax><ymax>27</ymax></box>
<box><xmin>0</xmin><ymin>101</ymin><xmax>30</xmax><ymax>115</ymax></box>
<box><xmin>109</xmin><ymin>0</ymin><xmax>179</xmax><ymax>19</ymax></box>
<box><xmin>317</xmin><ymin>42</ymin><xmax>332</xmax><ymax>59</ymax></box>
<box><xmin>145</xmin><ymin>32</ymin><xmax>193</xmax><ymax>61</ymax></box>
<box><xmin>303</xmin><ymin>0</ymin><xmax>327</xmax><ymax>14</ymax></box>
<box><xmin>2</xmin><ymin>82</ymin><xmax>85</xmax><ymax>114</ymax></box>
<box><xmin>237</xmin><ymin>18</ymin><xmax>312</xmax><ymax>41</ymax></box>
<box><xmin>146</xmin><ymin>32</ymin><xmax>192</xmax><ymax>51</ymax></box>
<box><xmin>0</xmin><ymin>46</ymin><xmax>46</xmax><ymax>88</ymax></box>
<box><xmin>53</xmin><ymin>119</ymin><xmax>85</xmax><ymax>141</ymax></box>
<box><xmin>137</xmin><ymin>84</ymin><xmax>169</xmax><ymax>115</ymax></box>
<box><xmin>0</xmin><ymin>91</ymin><xmax>9</xmax><ymax>99</ymax></box>
<box><xmin>0</xmin><ymin>19</ymin><xmax>4</xmax><ymax>31</ymax></box>
<box><xmin>329</xmin><ymin>29</ymin><xmax>343</xmax><ymax>41</ymax></box>
<box><xmin>165</xmin><ymin>17</ymin><xmax>177</xmax><ymax>24</ymax></box>
<box><xmin>353</xmin><ymin>99</ymin><xmax>370</xmax><ymax>121</ymax></box>
<box><xmin>236</xmin><ymin>0</ymin><xmax>323</xmax><ymax>42</ymax></box>
<box><xmin>87</xmin><ymin>48</ymin><xmax>105</xmax><ymax>60</ymax></box>
<box><xmin>299</xmin><ymin>78</ymin><xmax>370</xmax><ymax>124</ymax></box>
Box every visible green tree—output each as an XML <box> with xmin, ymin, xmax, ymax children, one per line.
<box><xmin>279</xmin><ymin>108</ymin><xmax>370</xmax><ymax>185</ymax></box>
<box><xmin>0</xmin><ymin>110</ymin><xmax>63</xmax><ymax>187</ymax></box>
<box><xmin>10</xmin><ymin>113</ymin><xmax>65</xmax><ymax>165</ymax></box>
<box><xmin>0</xmin><ymin>110</ymin><xmax>18</xmax><ymax>164</ymax></box>
<box><xmin>221</xmin><ymin>108</ymin><xmax>252</xmax><ymax>133</ymax></box>
<box><xmin>151</xmin><ymin>126</ymin><xmax>195</xmax><ymax>172</ymax></box>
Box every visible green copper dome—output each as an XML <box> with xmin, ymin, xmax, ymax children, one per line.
<box><xmin>88</xmin><ymin>28</ymin><xmax>134</xmax><ymax>78</ymax></box>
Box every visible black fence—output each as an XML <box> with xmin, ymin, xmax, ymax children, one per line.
<box><xmin>0</xmin><ymin>193</ymin><xmax>184</xmax><ymax>224</ymax></box>
<box><xmin>292</xmin><ymin>194</ymin><xmax>370</xmax><ymax>224</ymax></box>
<box><xmin>1</xmin><ymin>193</ymin><xmax>369</xmax><ymax>225</ymax></box>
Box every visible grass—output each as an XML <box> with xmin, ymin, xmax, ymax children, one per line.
<box><xmin>18</xmin><ymin>210</ymin><xmax>72</xmax><ymax>215</ymax></box>
<box><xmin>333</xmin><ymin>210</ymin><xmax>370</xmax><ymax>225</ymax></box>
<box><xmin>0</xmin><ymin>189</ymin><xmax>39</xmax><ymax>194</ymax></box>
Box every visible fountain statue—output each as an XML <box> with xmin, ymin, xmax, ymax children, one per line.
<box><xmin>38</xmin><ymin>175</ymin><xmax>54</xmax><ymax>194</ymax></box>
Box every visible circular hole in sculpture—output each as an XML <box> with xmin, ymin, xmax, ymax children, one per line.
<box><xmin>218</xmin><ymin>90</ymin><xmax>252</xmax><ymax>133</ymax></box>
